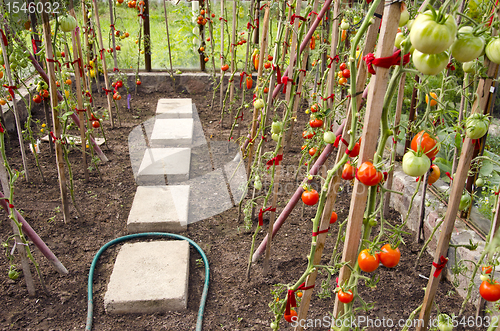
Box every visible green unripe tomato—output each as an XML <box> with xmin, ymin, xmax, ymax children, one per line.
<box><xmin>394</xmin><ymin>32</ymin><xmax>405</xmax><ymax>49</ymax></box>
<box><xmin>270</xmin><ymin>322</ymin><xmax>278</xmax><ymax>330</ymax></box>
<box><xmin>272</xmin><ymin>133</ymin><xmax>280</xmax><ymax>142</ymax></box>
<box><xmin>324</xmin><ymin>131</ymin><xmax>336</xmax><ymax>144</ymax></box>
<box><xmin>476</xmin><ymin>178</ymin><xmax>484</xmax><ymax>187</ymax></box>
<box><xmin>459</xmin><ymin>192</ymin><xmax>471</xmax><ymax>211</ymax></box>
<box><xmin>254</xmin><ymin>98</ymin><xmax>265</xmax><ymax>110</ymax></box>
<box><xmin>254</xmin><ymin>179</ymin><xmax>262</xmax><ymax>190</ymax></box>
<box><xmin>399</xmin><ymin>7</ymin><xmax>409</xmax><ymax>27</ymax></box>
<box><xmin>462</xmin><ymin>61</ymin><xmax>476</xmax><ymax>74</ymax></box>
<box><xmin>271</xmin><ymin>121</ymin><xmax>283</xmax><ymax>134</ymax></box>
<box><xmin>8</xmin><ymin>267</ymin><xmax>19</xmax><ymax>280</ymax></box>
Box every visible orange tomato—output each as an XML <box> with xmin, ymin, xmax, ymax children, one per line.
<box><xmin>427</xmin><ymin>164</ymin><xmax>440</xmax><ymax>185</ymax></box>
<box><xmin>358</xmin><ymin>249</ymin><xmax>380</xmax><ymax>273</ymax></box>
<box><xmin>379</xmin><ymin>244</ymin><xmax>401</xmax><ymax>268</ymax></box>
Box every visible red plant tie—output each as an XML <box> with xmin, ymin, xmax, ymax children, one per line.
<box><xmin>2</xmin><ymin>84</ymin><xmax>16</xmax><ymax>98</ymax></box>
<box><xmin>102</xmin><ymin>88</ymin><xmax>113</xmax><ymax>95</ymax></box>
<box><xmin>75</xmin><ymin>107</ymin><xmax>86</xmax><ymax>112</ymax></box>
<box><xmin>32</xmin><ymin>39</ymin><xmax>41</xmax><ymax>54</ymax></box>
<box><xmin>432</xmin><ymin>256</ymin><xmax>448</xmax><ymax>277</ymax></box>
<box><xmin>363</xmin><ymin>50</ymin><xmax>410</xmax><ymax>75</ymax></box>
<box><xmin>298</xmin><ymin>69</ymin><xmax>306</xmax><ymax>74</ymax></box>
<box><xmin>308</xmin><ymin>11</ymin><xmax>319</xmax><ymax>17</ymax></box>
<box><xmin>312</xmin><ymin>227</ymin><xmax>330</xmax><ymax>236</ymax></box>
<box><xmin>0</xmin><ymin>29</ymin><xmax>7</xmax><ymax>46</ymax></box>
<box><xmin>334</xmin><ymin>135</ymin><xmax>341</xmax><ymax>148</ymax></box>
<box><xmin>494</xmin><ymin>190</ymin><xmax>500</xmax><ymax>196</ymax></box>
<box><xmin>322</xmin><ymin>94</ymin><xmax>335</xmax><ymax>101</ymax></box>
<box><xmin>276</xmin><ymin>65</ymin><xmax>282</xmax><ymax>84</ymax></box>
<box><xmin>46</xmin><ymin>58</ymin><xmax>61</xmax><ymax>71</ymax></box>
<box><xmin>113</xmin><ymin>67</ymin><xmax>119</xmax><ymax>72</ymax></box>
<box><xmin>236</xmin><ymin>111</ymin><xmax>244</xmax><ymax>121</ymax></box>
<box><xmin>49</xmin><ymin>131</ymin><xmax>64</xmax><ymax>144</ymax></box>
<box><xmin>285</xmin><ymin>289</ymin><xmax>296</xmax><ymax>315</ymax></box>
<box><xmin>259</xmin><ymin>4</ymin><xmax>266</xmax><ymax>10</ymax></box>
<box><xmin>99</xmin><ymin>48</ymin><xmax>105</xmax><ymax>60</ymax></box>
<box><xmin>219</xmin><ymin>17</ymin><xmax>227</xmax><ymax>23</ymax></box>
<box><xmin>261</xmin><ymin>135</ymin><xmax>267</xmax><ymax>142</ymax></box>
<box><xmin>239</xmin><ymin>71</ymin><xmax>247</xmax><ymax>89</ymax></box>
<box><xmin>258</xmin><ymin>206</ymin><xmax>276</xmax><ymax>226</ymax></box>
<box><xmin>266</xmin><ymin>154</ymin><xmax>283</xmax><ymax>169</ymax></box>
<box><xmin>445</xmin><ymin>172</ymin><xmax>453</xmax><ymax>182</ymax></box>
<box><xmin>137</xmin><ymin>14</ymin><xmax>145</xmax><ymax>19</ymax></box>
<box><xmin>290</xmin><ymin>14</ymin><xmax>306</xmax><ymax>24</ymax></box>
<box><xmin>247</xmin><ymin>22</ymin><xmax>255</xmax><ymax>30</ymax></box>
<box><xmin>0</xmin><ymin>123</ymin><xmax>4</xmax><ymax>133</ymax></box>
<box><xmin>446</xmin><ymin>62</ymin><xmax>456</xmax><ymax>71</ymax></box>
<box><xmin>282</xmin><ymin>76</ymin><xmax>289</xmax><ymax>93</ymax></box>
<box><xmin>297</xmin><ymin>282</ymin><xmax>314</xmax><ymax>291</ymax></box>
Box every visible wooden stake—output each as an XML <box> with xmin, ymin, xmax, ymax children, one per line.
<box><xmin>416</xmin><ymin>59</ymin><xmax>499</xmax><ymax>331</ymax></box>
<box><xmin>69</xmin><ymin>6</ymin><xmax>89</xmax><ymax>182</ymax></box>
<box><xmin>229</xmin><ymin>0</ymin><xmax>237</xmax><ymax>108</ymax></box>
<box><xmin>404</xmin><ymin>75</ymin><xmax>419</xmax><ymax>153</ymax></box>
<box><xmin>92</xmin><ymin>0</ymin><xmax>115</xmax><ymax>128</ymax></box>
<box><xmin>296</xmin><ymin>2</ymin><xmax>383</xmax><ymax>326</ymax></box>
<box><xmin>108</xmin><ymin>0</ymin><xmax>122</xmax><ymax>126</ymax></box>
<box><xmin>143</xmin><ymin>0</ymin><xmax>152</xmax><ymax>71</ymax></box>
<box><xmin>40</xmin><ymin>0</ymin><xmax>70</xmax><ymax>222</ymax></box>
<box><xmin>0</xmin><ymin>28</ymin><xmax>29</xmax><ymax>182</ymax></box>
<box><xmin>333</xmin><ymin>1</ymin><xmax>401</xmax><ymax>318</ymax></box>
<box><xmin>11</xmin><ymin>220</ymin><xmax>36</xmax><ymax>296</ymax></box>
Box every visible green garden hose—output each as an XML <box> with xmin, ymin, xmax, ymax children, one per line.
<box><xmin>85</xmin><ymin>233</ymin><xmax>210</xmax><ymax>331</ymax></box>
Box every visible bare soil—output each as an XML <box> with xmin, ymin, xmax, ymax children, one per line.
<box><xmin>0</xmin><ymin>86</ymin><xmax>483</xmax><ymax>331</ymax></box>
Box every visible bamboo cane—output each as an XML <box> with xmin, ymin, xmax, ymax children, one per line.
<box><xmin>383</xmin><ymin>72</ymin><xmax>406</xmax><ymax>218</ymax></box>
<box><xmin>0</xmin><ymin>29</ymin><xmax>29</xmax><ymax>182</ymax></box>
<box><xmin>40</xmin><ymin>0</ymin><xmax>70</xmax><ymax>222</ymax></box>
<box><xmin>229</xmin><ymin>0</ymin><xmax>237</xmax><ymax>112</ymax></box>
<box><xmin>92</xmin><ymin>0</ymin><xmax>115</xmax><ymax>128</ymax></box>
<box><xmin>108</xmin><ymin>0</ymin><xmax>121</xmax><ymax>126</ymax></box>
<box><xmin>69</xmin><ymin>7</ymin><xmax>89</xmax><ymax>182</ymax></box>
<box><xmin>163</xmin><ymin>0</ymin><xmax>174</xmax><ymax>75</ymax></box>
<box><xmin>220</xmin><ymin>0</ymin><xmax>225</xmax><ymax>109</ymax></box>
<box><xmin>333</xmin><ymin>2</ymin><xmax>401</xmax><ymax>318</ymax></box>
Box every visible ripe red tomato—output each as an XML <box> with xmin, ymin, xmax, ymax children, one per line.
<box><xmin>309</xmin><ymin>147</ymin><xmax>317</xmax><ymax>156</ymax></box>
<box><xmin>342</xmin><ymin>69</ymin><xmax>351</xmax><ymax>78</ymax></box>
<box><xmin>339</xmin><ymin>62</ymin><xmax>347</xmax><ymax>71</ymax></box>
<box><xmin>92</xmin><ymin>120</ymin><xmax>100</xmax><ymax>128</ymax></box>
<box><xmin>61</xmin><ymin>51</ymin><xmax>65</xmax><ymax>57</ymax></box>
<box><xmin>268</xmin><ymin>55</ymin><xmax>273</xmax><ymax>61</ymax></box>
<box><xmin>330</xmin><ymin>211</ymin><xmax>338</xmax><ymax>224</ymax></box>
<box><xmin>42</xmin><ymin>89</ymin><xmax>49</xmax><ymax>98</ymax></box>
<box><xmin>246</xmin><ymin>76</ymin><xmax>253</xmax><ymax>89</ymax></box>
<box><xmin>349</xmin><ymin>140</ymin><xmax>361</xmax><ymax>157</ymax></box>
<box><xmin>309</xmin><ymin>118</ymin><xmax>324</xmax><ymax>128</ymax></box>
<box><xmin>358</xmin><ymin>249</ymin><xmax>380</xmax><ymax>273</ymax></box>
<box><xmin>302</xmin><ymin>131</ymin><xmax>315</xmax><ymax>139</ymax></box>
<box><xmin>263</xmin><ymin>87</ymin><xmax>269</xmax><ymax>93</ymax></box>
<box><xmin>264</xmin><ymin>62</ymin><xmax>271</xmax><ymax>69</ymax></box>
<box><xmin>411</xmin><ymin>131</ymin><xmax>439</xmax><ymax>159</ymax></box>
<box><xmin>136</xmin><ymin>79</ymin><xmax>142</xmax><ymax>85</ymax></box>
<box><xmin>342</xmin><ymin>163</ymin><xmax>356</xmax><ymax>180</ymax></box>
<box><xmin>337</xmin><ymin>289</ymin><xmax>353</xmax><ymax>303</ymax></box>
<box><xmin>357</xmin><ymin>162</ymin><xmax>381</xmax><ymax>186</ymax></box>
<box><xmin>116</xmin><ymin>80</ymin><xmax>123</xmax><ymax>88</ymax></box>
<box><xmin>482</xmin><ymin>266</ymin><xmax>493</xmax><ymax>275</ymax></box>
<box><xmin>479</xmin><ymin>280</ymin><xmax>500</xmax><ymax>302</ymax></box>
<box><xmin>33</xmin><ymin>94</ymin><xmax>42</xmax><ymax>104</ymax></box>
<box><xmin>221</xmin><ymin>64</ymin><xmax>229</xmax><ymax>71</ymax></box>
<box><xmin>379</xmin><ymin>244</ymin><xmax>401</xmax><ymax>268</ymax></box>
<box><xmin>284</xmin><ymin>309</ymin><xmax>297</xmax><ymax>323</ymax></box>
<box><xmin>302</xmin><ymin>189</ymin><xmax>319</xmax><ymax>206</ymax></box>
<box><xmin>310</xmin><ymin>104</ymin><xmax>318</xmax><ymax>113</ymax></box>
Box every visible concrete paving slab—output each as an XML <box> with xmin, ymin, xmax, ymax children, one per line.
<box><xmin>156</xmin><ymin>98</ymin><xmax>193</xmax><ymax>119</ymax></box>
<box><xmin>150</xmin><ymin>118</ymin><xmax>193</xmax><ymax>147</ymax></box>
<box><xmin>184</xmin><ymin>168</ymin><xmax>232</xmax><ymax>224</ymax></box>
<box><xmin>127</xmin><ymin>185</ymin><xmax>189</xmax><ymax>233</ymax></box>
<box><xmin>137</xmin><ymin>148</ymin><xmax>191</xmax><ymax>185</ymax></box>
<box><xmin>104</xmin><ymin>241</ymin><xmax>189</xmax><ymax>314</ymax></box>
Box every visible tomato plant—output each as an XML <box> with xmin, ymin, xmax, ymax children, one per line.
<box><xmin>302</xmin><ymin>189</ymin><xmax>319</xmax><ymax>206</ymax></box>
<box><xmin>411</xmin><ymin>131</ymin><xmax>439</xmax><ymax>159</ymax></box>
<box><xmin>358</xmin><ymin>249</ymin><xmax>380</xmax><ymax>273</ymax></box>
<box><xmin>357</xmin><ymin>162</ymin><xmax>381</xmax><ymax>186</ymax></box>
<box><xmin>337</xmin><ymin>289</ymin><xmax>354</xmax><ymax>303</ymax></box>
<box><xmin>479</xmin><ymin>280</ymin><xmax>500</xmax><ymax>302</ymax></box>
<box><xmin>379</xmin><ymin>244</ymin><xmax>401</xmax><ymax>268</ymax></box>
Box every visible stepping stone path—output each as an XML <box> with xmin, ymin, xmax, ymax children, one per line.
<box><xmin>105</xmin><ymin>98</ymin><xmax>248</xmax><ymax>315</ymax></box>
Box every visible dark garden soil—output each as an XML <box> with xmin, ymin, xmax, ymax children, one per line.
<box><xmin>0</xmin><ymin>85</ymin><xmax>484</xmax><ymax>331</ymax></box>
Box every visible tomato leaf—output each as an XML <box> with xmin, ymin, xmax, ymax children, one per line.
<box><xmin>479</xmin><ymin>161</ymin><xmax>494</xmax><ymax>177</ymax></box>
